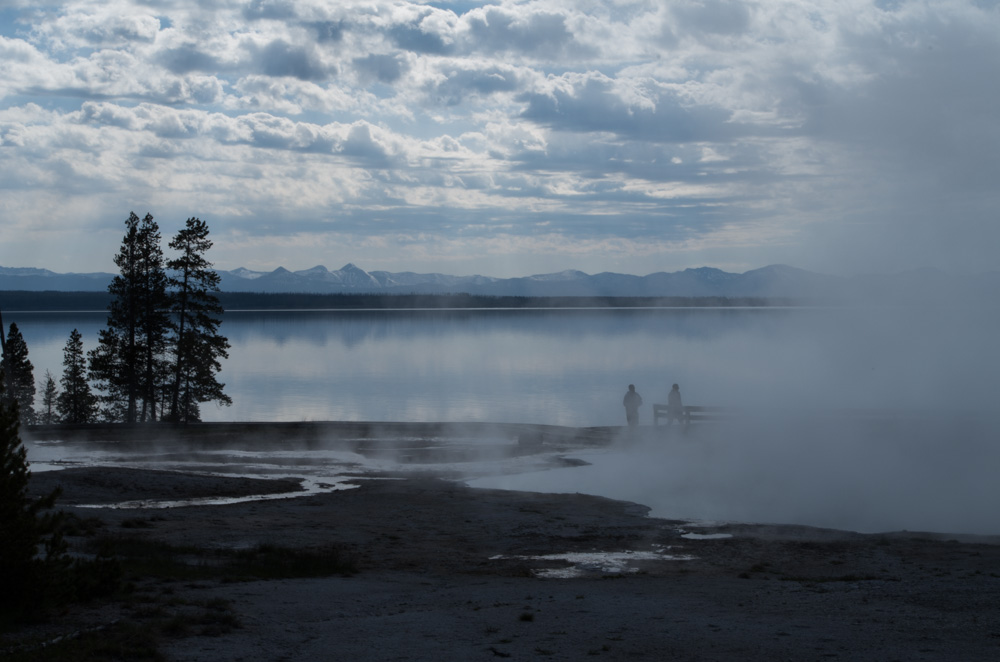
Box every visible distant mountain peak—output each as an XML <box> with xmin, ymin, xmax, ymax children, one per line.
<box><xmin>682</xmin><ymin>267</ymin><xmax>733</xmax><ymax>281</ymax></box>
<box><xmin>229</xmin><ymin>267</ymin><xmax>264</xmax><ymax>279</ymax></box>
<box><xmin>2</xmin><ymin>263</ymin><xmax>990</xmax><ymax>300</ymax></box>
<box><xmin>528</xmin><ymin>269</ymin><xmax>590</xmax><ymax>281</ymax></box>
<box><xmin>0</xmin><ymin>266</ymin><xmax>58</xmax><ymax>277</ymax></box>
<box><xmin>746</xmin><ymin>264</ymin><xmax>806</xmax><ymax>276</ymax></box>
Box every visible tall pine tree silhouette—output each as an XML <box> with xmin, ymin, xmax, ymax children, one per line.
<box><xmin>58</xmin><ymin>329</ymin><xmax>98</xmax><ymax>424</ymax></box>
<box><xmin>167</xmin><ymin>217</ymin><xmax>231</xmax><ymax>422</ymax></box>
<box><xmin>89</xmin><ymin>212</ymin><xmax>170</xmax><ymax>422</ymax></box>
<box><xmin>1</xmin><ymin>323</ymin><xmax>35</xmax><ymax>424</ymax></box>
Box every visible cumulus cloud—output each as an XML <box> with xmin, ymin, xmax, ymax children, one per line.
<box><xmin>421</xmin><ymin>60</ymin><xmax>527</xmax><ymax>105</ymax></box>
<box><xmin>671</xmin><ymin>0</ymin><xmax>752</xmax><ymax>36</ymax></box>
<box><xmin>252</xmin><ymin>39</ymin><xmax>333</xmax><ymax>81</ymax></box>
<box><xmin>0</xmin><ymin>0</ymin><xmax>997</xmax><ymax>276</ymax></box>
<box><xmin>353</xmin><ymin>53</ymin><xmax>409</xmax><ymax>84</ymax></box>
<box><xmin>242</xmin><ymin>0</ymin><xmax>299</xmax><ymax>22</ymax></box>
<box><xmin>158</xmin><ymin>45</ymin><xmax>222</xmax><ymax>75</ymax></box>
<box><xmin>389</xmin><ymin>21</ymin><xmax>453</xmax><ymax>55</ymax></box>
<box><xmin>518</xmin><ymin>72</ymin><xmax>746</xmax><ymax>143</ymax></box>
<box><xmin>461</xmin><ymin>5</ymin><xmax>591</xmax><ymax>59</ymax></box>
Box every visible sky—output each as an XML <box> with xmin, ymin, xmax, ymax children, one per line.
<box><xmin>1</xmin><ymin>0</ymin><xmax>998</xmax><ymax>279</ymax></box>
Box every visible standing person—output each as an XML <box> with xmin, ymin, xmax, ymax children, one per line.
<box><xmin>623</xmin><ymin>384</ymin><xmax>643</xmax><ymax>426</ymax></box>
<box><xmin>667</xmin><ymin>383</ymin><xmax>683</xmax><ymax>425</ymax></box>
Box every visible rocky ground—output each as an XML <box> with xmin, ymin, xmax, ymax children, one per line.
<box><xmin>8</xmin><ymin>466</ymin><xmax>1000</xmax><ymax>661</ymax></box>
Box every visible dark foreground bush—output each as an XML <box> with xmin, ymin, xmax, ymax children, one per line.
<box><xmin>0</xmin><ymin>397</ymin><xmax>122</xmax><ymax>627</ymax></box>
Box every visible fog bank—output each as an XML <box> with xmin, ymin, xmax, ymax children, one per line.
<box><xmin>473</xmin><ymin>413</ymin><xmax>1000</xmax><ymax>535</ymax></box>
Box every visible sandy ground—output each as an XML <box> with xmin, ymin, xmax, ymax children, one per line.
<box><xmin>12</xmin><ymin>465</ymin><xmax>1000</xmax><ymax>661</ymax></box>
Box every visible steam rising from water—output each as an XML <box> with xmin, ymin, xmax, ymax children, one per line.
<box><xmin>15</xmin><ymin>300</ymin><xmax>1000</xmax><ymax>535</ymax></box>
<box><xmin>473</xmin><ymin>414</ymin><xmax>1000</xmax><ymax>535</ymax></box>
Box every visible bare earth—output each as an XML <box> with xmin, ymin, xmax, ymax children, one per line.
<box><xmin>16</xmin><ymin>466</ymin><xmax>1000</xmax><ymax>661</ymax></box>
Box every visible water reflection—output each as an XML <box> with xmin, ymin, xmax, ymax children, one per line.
<box><xmin>13</xmin><ymin>305</ymin><xmax>1000</xmax><ymax>536</ymax></box>
<box><xmin>8</xmin><ymin>306</ymin><xmax>1000</xmax><ymax>426</ymax></box>
<box><xmin>219</xmin><ymin>308</ymin><xmax>790</xmax><ymax>424</ymax></box>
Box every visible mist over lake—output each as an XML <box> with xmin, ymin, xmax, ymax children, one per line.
<box><xmin>12</xmin><ymin>305</ymin><xmax>1000</xmax><ymax>534</ymax></box>
<box><xmin>9</xmin><ymin>306</ymin><xmax>999</xmax><ymax>425</ymax></box>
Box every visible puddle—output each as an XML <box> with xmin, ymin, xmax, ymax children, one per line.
<box><xmin>76</xmin><ymin>475</ymin><xmax>360</xmax><ymax>510</ymax></box>
<box><xmin>24</xmin><ymin>435</ymin><xmax>594</xmax><ymax>512</ymax></box>
<box><xmin>491</xmin><ymin>548</ymin><xmax>695</xmax><ymax>578</ymax></box>
<box><xmin>25</xmin><ymin>437</ymin><xmax>572</xmax><ymax>481</ymax></box>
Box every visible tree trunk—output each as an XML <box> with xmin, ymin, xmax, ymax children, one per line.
<box><xmin>0</xmin><ymin>308</ymin><xmax>9</xmax><ymax>407</ymax></box>
<box><xmin>170</xmin><ymin>268</ymin><xmax>190</xmax><ymax>421</ymax></box>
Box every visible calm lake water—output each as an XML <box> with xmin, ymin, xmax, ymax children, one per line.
<box><xmin>12</xmin><ymin>305</ymin><xmax>1000</xmax><ymax>534</ymax></box>
<box><xmin>6</xmin><ymin>305</ymin><xmax>998</xmax><ymax>426</ymax></box>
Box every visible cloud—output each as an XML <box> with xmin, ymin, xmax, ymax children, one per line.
<box><xmin>158</xmin><ymin>45</ymin><xmax>222</xmax><ymax>75</ymax></box>
<box><xmin>389</xmin><ymin>21</ymin><xmax>453</xmax><ymax>55</ymax></box>
<box><xmin>421</xmin><ymin>60</ymin><xmax>526</xmax><ymax>105</ymax></box>
<box><xmin>77</xmin><ymin>13</ymin><xmax>161</xmax><ymax>45</ymax></box>
<box><xmin>242</xmin><ymin>0</ymin><xmax>299</xmax><ymax>22</ymax></box>
<box><xmin>671</xmin><ymin>0</ymin><xmax>752</xmax><ymax>36</ymax></box>
<box><xmin>461</xmin><ymin>5</ymin><xmax>590</xmax><ymax>58</ymax></box>
<box><xmin>353</xmin><ymin>53</ymin><xmax>409</xmax><ymax>84</ymax></box>
<box><xmin>307</xmin><ymin>20</ymin><xmax>346</xmax><ymax>44</ymax></box>
<box><xmin>519</xmin><ymin>72</ymin><xmax>747</xmax><ymax>143</ymax></box>
<box><xmin>0</xmin><ymin>1</ymin><xmax>998</xmax><ymax>276</ymax></box>
<box><xmin>251</xmin><ymin>39</ymin><xmax>333</xmax><ymax>81</ymax></box>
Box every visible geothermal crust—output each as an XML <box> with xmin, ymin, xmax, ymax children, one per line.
<box><xmin>14</xmin><ymin>464</ymin><xmax>1000</xmax><ymax>661</ymax></box>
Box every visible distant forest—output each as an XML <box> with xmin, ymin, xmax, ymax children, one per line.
<box><xmin>0</xmin><ymin>290</ymin><xmax>797</xmax><ymax>311</ymax></box>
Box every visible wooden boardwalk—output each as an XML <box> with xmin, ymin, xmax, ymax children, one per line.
<box><xmin>652</xmin><ymin>404</ymin><xmax>735</xmax><ymax>425</ymax></box>
<box><xmin>652</xmin><ymin>405</ymin><xmax>992</xmax><ymax>426</ymax></box>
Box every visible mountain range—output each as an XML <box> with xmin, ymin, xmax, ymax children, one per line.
<box><xmin>1</xmin><ymin>263</ymin><xmax>997</xmax><ymax>300</ymax></box>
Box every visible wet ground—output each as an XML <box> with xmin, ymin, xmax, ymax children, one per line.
<box><xmin>18</xmin><ymin>466</ymin><xmax>1000</xmax><ymax>661</ymax></box>
<box><xmin>12</xmin><ymin>421</ymin><xmax>1000</xmax><ymax>660</ymax></box>
<box><xmin>24</xmin><ymin>421</ymin><xmax>609</xmax><ymax>510</ymax></box>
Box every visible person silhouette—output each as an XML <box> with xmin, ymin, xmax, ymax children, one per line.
<box><xmin>667</xmin><ymin>383</ymin><xmax>683</xmax><ymax>425</ymax></box>
<box><xmin>623</xmin><ymin>384</ymin><xmax>643</xmax><ymax>426</ymax></box>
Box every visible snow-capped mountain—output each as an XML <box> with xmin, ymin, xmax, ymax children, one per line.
<box><xmin>1</xmin><ymin>263</ymin><xmax>996</xmax><ymax>300</ymax></box>
<box><xmin>0</xmin><ymin>266</ymin><xmax>121</xmax><ymax>292</ymax></box>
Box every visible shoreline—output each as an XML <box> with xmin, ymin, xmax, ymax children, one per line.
<box><xmin>23</xmin><ymin>419</ymin><xmax>619</xmax><ymax>446</ymax></box>
<box><xmin>13</xmin><ymin>415</ymin><xmax>1000</xmax><ymax>659</ymax></box>
<box><xmin>1</xmin><ymin>290</ymin><xmax>807</xmax><ymax>313</ymax></box>
<box><xmin>25</xmin><ymin>419</ymin><xmax>1000</xmax><ymax>540</ymax></box>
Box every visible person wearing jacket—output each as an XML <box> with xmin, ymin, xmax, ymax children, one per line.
<box><xmin>623</xmin><ymin>384</ymin><xmax>643</xmax><ymax>426</ymax></box>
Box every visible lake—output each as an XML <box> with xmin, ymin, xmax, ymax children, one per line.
<box><xmin>11</xmin><ymin>304</ymin><xmax>1000</xmax><ymax>534</ymax></box>
<box><xmin>5</xmin><ymin>305</ymin><xmax>999</xmax><ymax>425</ymax></box>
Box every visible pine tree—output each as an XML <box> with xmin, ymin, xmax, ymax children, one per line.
<box><xmin>39</xmin><ymin>370</ymin><xmax>59</xmax><ymax>424</ymax></box>
<box><xmin>89</xmin><ymin>212</ymin><xmax>170</xmax><ymax>422</ymax></box>
<box><xmin>167</xmin><ymin>217</ymin><xmax>232</xmax><ymax>421</ymax></box>
<box><xmin>136</xmin><ymin>215</ymin><xmax>171</xmax><ymax>421</ymax></box>
<box><xmin>0</xmin><ymin>320</ymin><xmax>5</xmax><ymax>412</ymax></box>
<box><xmin>0</xmin><ymin>392</ymin><xmax>63</xmax><ymax>624</ymax></box>
<box><xmin>89</xmin><ymin>213</ymin><xmax>141</xmax><ymax>421</ymax></box>
<box><xmin>58</xmin><ymin>329</ymin><xmax>98</xmax><ymax>424</ymax></box>
<box><xmin>1</xmin><ymin>323</ymin><xmax>36</xmax><ymax>424</ymax></box>
<box><xmin>0</xmin><ymin>390</ymin><xmax>119</xmax><ymax>624</ymax></box>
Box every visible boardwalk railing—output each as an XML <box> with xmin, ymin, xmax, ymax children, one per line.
<box><xmin>652</xmin><ymin>405</ymin><xmax>734</xmax><ymax>425</ymax></box>
<box><xmin>651</xmin><ymin>405</ymin><xmax>992</xmax><ymax>426</ymax></box>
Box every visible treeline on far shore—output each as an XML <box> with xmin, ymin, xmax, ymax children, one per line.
<box><xmin>0</xmin><ymin>290</ymin><xmax>803</xmax><ymax>311</ymax></box>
